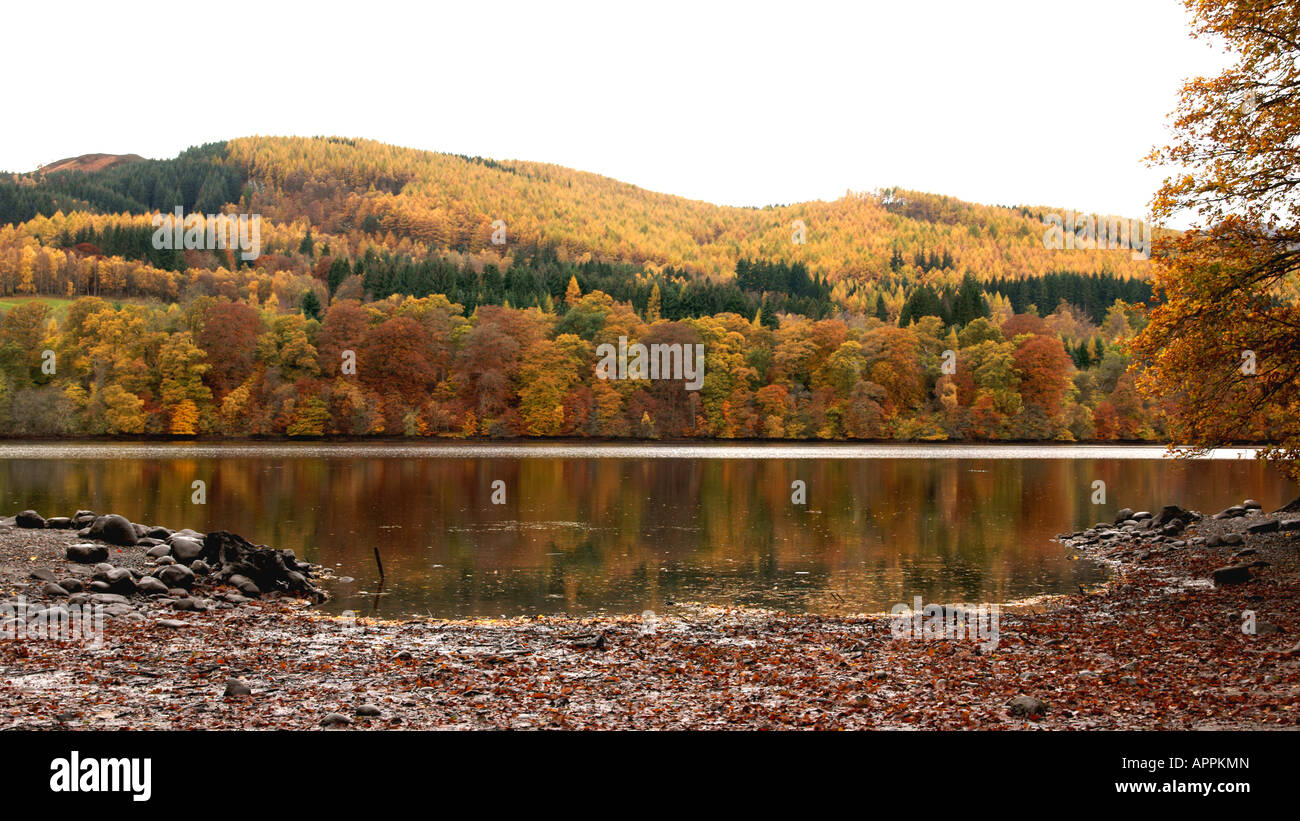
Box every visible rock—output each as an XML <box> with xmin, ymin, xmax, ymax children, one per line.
<box><xmin>1007</xmin><ymin>695</ymin><xmax>1047</xmax><ymax>717</ymax></box>
<box><xmin>135</xmin><ymin>577</ymin><xmax>168</xmax><ymax>596</ymax></box>
<box><xmin>104</xmin><ymin>568</ymin><xmax>135</xmax><ymax>594</ymax></box>
<box><xmin>66</xmin><ymin>544</ymin><xmax>109</xmax><ymax>564</ymax></box>
<box><xmin>156</xmin><ymin>619</ymin><xmax>188</xmax><ymax>629</ymax></box>
<box><xmin>1131</xmin><ymin>511</ymin><xmax>1152</xmax><ymax>520</ymax></box>
<box><xmin>15</xmin><ymin>510</ymin><xmax>46</xmax><ymax>528</ymax></box>
<box><xmin>88</xmin><ymin>581</ymin><xmax>111</xmax><ymax>592</ymax></box>
<box><xmin>190</xmin><ymin>559</ymin><xmax>211</xmax><ymax>576</ymax></box>
<box><xmin>1246</xmin><ymin>518</ymin><xmax>1279</xmax><ymax>534</ymax></box>
<box><xmin>1212</xmin><ymin>564</ymin><xmax>1255</xmax><ymax>586</ymax></box>
<box><xmin>88</xmin><ymin>593</ymin><xmax>131</xmax><ymax>606</ymax></box>
<box><xmin>1152</xmin><ymin>505</ymin><xmax>1193</xmax><ymax>528</ymax></box>
<box><xmin>136</xmin><ymin>537</ymin><xmax>164</xmax><ymax>548</ymax></box>
<box><xmin>154</xmin><ymin>556</ymin><xmax>176</xmax><ymax>566</ymax></box>
<box><xmin>168</xmin><ymin>536</ymin><xmax>204</xmax><ymax>563</ymax></box>
<box><xmin>571</xmin><ymin>632</ymin><xmax>608</xmax><ymax>650</ymax></box>
<box><xmin>394</xmin><ymin>650</ymin><xmax>414</xmax><ymax>661</ymax></box>
<box><xmin>201</xmin><ymin>531</ymin><xmax>322</xmax><ymax>600</ymax></box>
<box><xmin>146</xmin><ymin>526</ymin><xmax>172</xmax><ymax>540</ymax></box>
<box><xmin>172</xmin><ymin>598</ymin><xmax>197</xmax><ymax>611</ymax></box>
<box><xmin>145</xmin><ymin>544</ymin><xmax>172</xmax><ymax>558</ymax></box>
<box><xmin>355</xmin><ymin>704</ymin><xmax>383</xmax><ymax>717</ymax></box>
<box><xmin>42</xmin><ymin>582</ymin><xmax>69</xmax><ymax>598</ymax></box>
<box><xmin>1222</xmin><ymin>533</ymin><xmax>1244</xmax><ymax>545</ymax></box>
<box><xmin>156</xmin><ymin>564</ymin><xmax>195</xmax><ymax>590</ymax></box>
<box><xmin>45</xmin><ymin>516</ymin><xmax>73</xmax><ymax>529</ymax></box>
<box><xmin>224</xmin><ymin>678</ymin><xmax>252</xmax><ymax>697</ymax></box>
<box><xmin>1279</xmin><ymin>519</ymin><xmax>1300</xmax><ymax>532</ymax></box>
<box><xmin>1214</xmin><ymin>505</ymin><xmax>1246</xmax><ymax>520</ymax></box>
<box><xmin>227</xmin><ymin>574</ymin><xmax>262</xmax><ymax>597</ymax></box>
<box><xmin>29</xmin><ymin>568</ymin><xmax>57</xmax><ymax>583</ymax></box>
<box><xmin>1113</xmin><ymin>508</ymin><xmax>1134</xmax><ymax>524</ymax></box>
<box><xmin>58</xmin><ymin>578</ymin><xmax>83</xmax><ymax>593</ymax></box>
<box><xmin>1243</xmin><ymin>499</ymin><xmax>1262</xmax><ymax>510</ymax></box>
<box><xmin>103</xmin><ymin>603</ymin><xmax>135</xmax><ymax>617</ymax></box>
<box><xmin>320</xmin><ymin>712</ymin><xmax>353</xmax><ymax>727</ymax></box>
<box><xmin>86</xmin><ymin>514</ymin><xmax>139</xmax><ymax>546</ymax></box>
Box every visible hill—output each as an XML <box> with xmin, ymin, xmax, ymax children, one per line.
<box><xmin>1</xmin><ymin>137</ymin><xmax>1152</xmax><ymax>294</ymax></box>
<box><xmin>35</xmin><ymin>153</ymin><xmax>145</xmax><ymax>175</ymax></box>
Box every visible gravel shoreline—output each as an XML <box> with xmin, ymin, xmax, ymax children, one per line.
<box><xmin>1</xmin><ymin>500</ymin><xmax>1298</xmax><ymax>730</ymax></box>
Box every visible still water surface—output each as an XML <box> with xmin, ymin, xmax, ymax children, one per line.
<box><xmin>0</xmin><ymin>443</ymin><xmax>1291</xmax><ymax>618</ymax></box>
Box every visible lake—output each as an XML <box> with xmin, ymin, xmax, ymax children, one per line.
<box><xmin>0</xmin><ymin>442</ymin><xmax>1293</xmax><ymax>619</ymax></box>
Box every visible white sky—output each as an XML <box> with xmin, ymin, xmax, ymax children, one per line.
<box><xmin>4</xmin><ymin>0</ymin><xmax>1227</xmax><ymax>225</ymax></box>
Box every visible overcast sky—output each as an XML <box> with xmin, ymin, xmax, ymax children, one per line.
<box><xmin>4</xmin><ymin>0</ymin><xmax>1226</xmax><ymax>225</ymax></box>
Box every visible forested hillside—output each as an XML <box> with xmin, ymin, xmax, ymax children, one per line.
<box><xmin>0</xmin><ymin>136</ymin><xmax>1175</xmax><ymax>440</ymax></box>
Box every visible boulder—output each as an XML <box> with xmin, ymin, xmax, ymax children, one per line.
<box><xmin>42</xmin><ymin>582</ymin><xmax>70</xmax><ymax>598</ymax></box>
<box><xmin>66</xmin><ymin>544</ymin><xmax>109</xmax><ymax>564</ymax></box>
<box><xmin>1007</xmin><ymin>695</ymin><xmax>1047</xmax><ymax>717</ymax></box>
<box><xmin>1246</xmin><ymin>518</ymin><xmax>1279</xmax><ymax>534</ymax></box>
<box><xmin>1212</xmin><ymin>564</ymin><xmax>1255</xmax><ymax>586</ymax></box>
<box><xmin>320</xmin><ymin>712</ymin><xmax>353</xmax><ymax>727</ymax></box>
<box><xmin>1113</xmin><ymin>508</ymin><xmax>1134</xmax><ymax>525</ymax></box>
<box><xmin>45</xmin><ymin>517</ymin><xmax>73</xmax><ymax>529</ymax></box>
<box><xmin>15</xmin><ymin>510</ymin><xmax>45</xmax><ymax>529</ymax></box>
<box><xmin>224</xmin><ymin>678</ymin><xmax>252</xmax><ymax>698</ymax></box>
<box><xmin>135</xmin><ymin>577</ymin><xmax>168</xmax><ymax>596</ymax></box>
<box><xmin>156</xmin><ymin>564</ymin><xmax>195</xmax><ymax>591</ymax></box>
<box><xmin>228</xmin><ymin>574</ymin><xmax>262</xmax><ymax>597</ymax></box>
<box><xmin>87</xmin><ymin>514</ymin><xmax>138</xmax><ymax>546</ymax></box>
<box><xmin>103</xmin><ymin>568</ymin><xmax>135</xmax><ymax>595</ymax></box>
<box><xmin>168</xmin><ymin>537</ymin><xmax>204</xmax><ymax>563</ymax></box>
<box><xmin>87</xmin><ymin>593</ymin><xmax>130</xmax><ymax>606</ymax></box>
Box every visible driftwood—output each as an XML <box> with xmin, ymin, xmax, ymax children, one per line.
<box><xmin>200</xmin><ymin>531</ymin><xmax>324</xmax><ymax>602</ymax></box>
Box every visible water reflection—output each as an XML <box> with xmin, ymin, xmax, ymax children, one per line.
<box><xmin>0</xmin><ymin>443</ymin><xmax>1291</xmax><ymax>618</ymax></box>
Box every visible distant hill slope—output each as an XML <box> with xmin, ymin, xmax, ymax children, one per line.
<box><xmin>2</xmin><ymin>136</ymin><xmax>1153</xmax><ymax>289</ymax></box>
<box><xmin>36</xmin><ymin>153</ymin><xmax>145</xmax><ymax>175</ymax></box>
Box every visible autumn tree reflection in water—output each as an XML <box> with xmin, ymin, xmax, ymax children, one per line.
<box><xmin>0</xmin><ymin>447</ymin><xmax>1291</xmax><ymax>618</ymax></box>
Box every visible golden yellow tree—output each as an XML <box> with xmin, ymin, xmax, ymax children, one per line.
<box><xmin>1132</xmin><ymin>0</ymin><xmax>1300</xmax><ymax>478</ymax></box>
